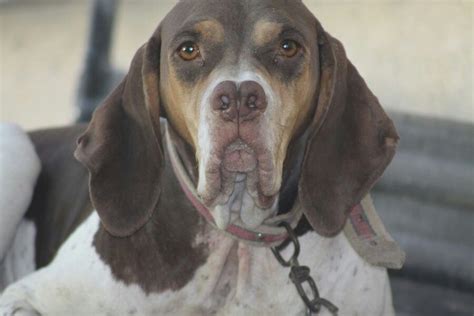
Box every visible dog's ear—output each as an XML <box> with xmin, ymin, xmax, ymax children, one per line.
<box><xmin>75</xmin><ymin>32</ymin><xmax>163</xmax><ymax>237</ymax></box>
<box><xmin>298</xmin><ymin>24</ymin><xmax>399</xmax><ymax>237</ymax></box>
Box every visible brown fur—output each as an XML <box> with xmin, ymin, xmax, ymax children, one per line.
<box><xmin>253</xmin><ymin>21</ymin><xmax>283</xmax><ymax>46</ymax></box>
<box><xmin>93</xmin><ymin>146</ymin><xmax>209</xmax><ymax>294</ymax></box>
<box><xmin>74</xmin><ymin>0</ymin><xmax>398</xmax><ymax>243</ymax></box>
<box><xmin>195</xmin><ymin>20</ymin><xmax>225</xmax><ymax>43</ymax></box>
<box><xmin>28</xmin><ymin>0</ymin><xmax>398</xmax><ymax>293</ymax></box>
<box><xmin>299</xmin><ymin>30</ymin><xmax>398</xmax><ymax>236</ymax></box>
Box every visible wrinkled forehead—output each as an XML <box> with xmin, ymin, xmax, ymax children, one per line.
<box><xmin>159</xmin><ymin>0</ymin><xmax>317</xmax><ymax>49</ymax></box>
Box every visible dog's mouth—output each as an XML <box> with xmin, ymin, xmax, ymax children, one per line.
<box><xmin>198</xmin><ymin>138</ymin><xmax>279</xmax><ymax>230</ymax></box>
<box><xmin>222</xmin><ymin>140</ymin><xmax>257</xmax><ymax>173</ymax></box>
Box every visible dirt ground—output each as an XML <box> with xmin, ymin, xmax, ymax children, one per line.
<box><xmin>1</xmin><ymin>0</ymin><xmax>472</xmax><ymax>130</ymax></box>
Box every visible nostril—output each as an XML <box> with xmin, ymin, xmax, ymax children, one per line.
<box><xmin>247</xmin><ymin>95</ymin><xmax>258</xmax><ymax>109</ymax></box>
<box><xmin>239</xmin><ymin>81</ymin><xmax>267</xmax><ymax>119</ymax></box>
<box><xmin>221</xmin><ymin>95</ymin><xmax>230</xmax><ymax>104</ymax></box>
<box><xmin>211</xmin><ymin>81</ymin><xmax>238</xmax><ymax>114</ymax></box>
<box><xmin>220</xmin><ymin>95</ymin><xmax>230</xmax><ymax>110</ymax></box>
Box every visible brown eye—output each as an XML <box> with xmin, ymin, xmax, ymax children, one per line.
<box><xmin>178</xmin><ymin>41</ymin><xmax>200</xmax><ymax>61</ymax></box>
<box><xmin>280</xmin><ymin>39</ymin><xmax>299</xmax><ymax>58</ymax></box>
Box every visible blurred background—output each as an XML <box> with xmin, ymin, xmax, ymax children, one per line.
<box><xmin>1</xmin><ymin>0</ymin><xmax>472</xmax><ymax>128</ymax></box>
<box><xmin>1</xmin><ymin>0</ymin><xmax>473</xmax><ymax>315</ymax></box>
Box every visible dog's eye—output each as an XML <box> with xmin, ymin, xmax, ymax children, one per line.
<box><xmin>280</xmin><ymin>39</ymin><xmax>300</xmax><ymax>58</ymax></box>
<box><xmin>178</xmin><ymin>41</ymin><xmax>200</xmax><ymax>61</ymax></box>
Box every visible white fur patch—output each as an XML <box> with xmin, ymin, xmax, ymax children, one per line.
<box><xmin>239</xmin><ymin>190</ymin><xmax>275</xmax><ymax>228</ymax></box>
<box><xmin>0</xmin><ymin>212</ymin><xmax>394</xmax><ymax>315</ymax></box>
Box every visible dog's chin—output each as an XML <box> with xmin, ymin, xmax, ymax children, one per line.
<box><xmin>195</xmin><ymin>137</ymin><xmax>282</xmax><ymax>230</ymax></box>
<box><xmin>198</xmin><ymin>143</ymin><xmax>280</xmax><ymax>230</ymax></box>
<box><xmin>208</xmin><ymin>175</ymin><xmax>279</xmax><ymax>230</ymax></box>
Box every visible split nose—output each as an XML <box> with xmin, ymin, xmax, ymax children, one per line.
<box><xmin>211</xmin><ymin>80</ymin><xmax>267</xmax><ymax>121</ymax></box>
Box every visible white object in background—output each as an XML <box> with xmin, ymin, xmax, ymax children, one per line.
<box><xmin>0</xmin><ymin>123</ymin><xmax>40</xmax><ymax>290</ymax></box>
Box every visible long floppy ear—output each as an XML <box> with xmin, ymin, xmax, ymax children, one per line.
<box><xmin>298</xmin><ymin>24</ymin><xmax>399</xmax><ymax>237</ymax></box>
<box><xmin>75</xmin><ymin>32</ymin><xmax>163</xmax><ymax>237</ymax></box>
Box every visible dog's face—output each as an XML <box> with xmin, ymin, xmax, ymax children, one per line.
<box><xmin>76</xmin><ymin>0</ymin><xmax>398</xmax><ymax>238</ymax></box>
<box><xmin>159</xmin><ymin>0</ymin><xmax>319</xmax><ymax>228</ymax></box>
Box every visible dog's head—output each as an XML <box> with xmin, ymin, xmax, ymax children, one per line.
<box><xmin>76</xmin><ymin>0</ymin><xmax>398</xmax><ymax>237</ymax></box>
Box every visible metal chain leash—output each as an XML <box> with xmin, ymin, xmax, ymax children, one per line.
<box><xmin>271</xmin><ymin>222</ymin><xmax>339</xmax><ymax>315</ymax></box>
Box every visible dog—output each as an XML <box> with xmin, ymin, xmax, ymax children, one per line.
<box><xmin>0</xmin><ymin>0</ymin><xmax>402</xmax><ymax>314</ymax></box>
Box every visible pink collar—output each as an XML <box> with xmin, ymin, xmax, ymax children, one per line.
<box><xmin>165</xmin><ymin>125</ymin><xmax>303</xmax><ymax>247</ymax></box>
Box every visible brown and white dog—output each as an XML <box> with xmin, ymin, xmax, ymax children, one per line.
<box><xmin>0</xmin><ymin>0</ymin><xmax>400</xmax><ymax>315</ymax></box>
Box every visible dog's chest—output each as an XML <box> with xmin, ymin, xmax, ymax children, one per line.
<box><xmin>135</xmin><ymin>226</ymin><xmax>390</xmax><ymax>316</ymax></box>
<box><xmin>179</xmin><ymin>232</ymin><xmax>309</xmax><ymax>315</ymax></box>
<box><xmin>16</xmin><ymin>213</ymin><xmax>390</xmax><ymax>316</ymax></box>
<box><xmin>159</xmin><ymin>228</ymin><xmax>361</xmax><ymax>316</ymax></box>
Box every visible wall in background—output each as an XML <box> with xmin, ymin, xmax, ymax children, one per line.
<box><xmin>1</xmin><ymin>0</ymin><xmax>472</xmax><ymax>129</ymax></box>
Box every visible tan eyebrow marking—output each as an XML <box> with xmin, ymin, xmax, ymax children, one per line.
<box><xmin>253</xmin><ymin>20</ymin><xmax>283</xmax><ymax>46</ymax></box>
<box><xmin>194</xmin><ymin>19</ymin><xmax>225</xmax><ymax>43</ymax></box>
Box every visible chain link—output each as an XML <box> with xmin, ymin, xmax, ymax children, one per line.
<box><xmin>271</xmin><ymin>222</ymin><xmax>339</xmax><ymax>315</ymax></box>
